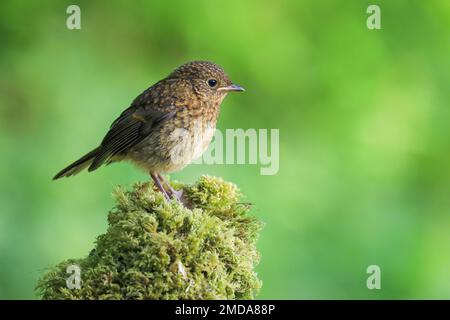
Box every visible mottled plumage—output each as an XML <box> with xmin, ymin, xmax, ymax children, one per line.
<box><xmin>54</xmin><ymin>61</ymin><xmax>244</xmax><ymax>201</ymax></box>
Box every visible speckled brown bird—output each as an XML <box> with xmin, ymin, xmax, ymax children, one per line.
<box><xmin>53</xmin><ymin>61</ymin><xmax>244</xmax><ymax>201</ymax></box>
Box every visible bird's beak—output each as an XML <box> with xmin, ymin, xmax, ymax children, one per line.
<box><xmin>218</xmin><ymin>84</ymin><xmax>245</xmax><ymax>92</ymax></box>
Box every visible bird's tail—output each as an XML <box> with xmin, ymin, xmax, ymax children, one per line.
<box><xmin>53</xmin><ymin>147</ymin><xmax>100</xmax><ymax>180</ymax></box>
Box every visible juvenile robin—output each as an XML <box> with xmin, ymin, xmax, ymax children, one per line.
<box><xmin>53</xmin><ymin>61</ymin><xmax>245</xmax><ymax>201</ymax></box>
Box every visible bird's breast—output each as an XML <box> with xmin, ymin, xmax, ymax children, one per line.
<box><xmin>165</xmin><ymin>116</ymin><xmax>216</xmax><ymax>170</ymax></box>
<box><xmin>127</xmin><ymin>114</ymin><xmax>217</xmax><ymax>173</ymax></box>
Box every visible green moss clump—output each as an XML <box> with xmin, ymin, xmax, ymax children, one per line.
<box><xmin>37</xmin><ymin>176</ymin><xmax>263</xmax><ymax>300</ymax></box>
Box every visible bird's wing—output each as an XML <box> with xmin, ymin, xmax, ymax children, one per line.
<box><xmin>88</xmin><ymin>105</ymin><xmax>176</xmax><ymax>171</ymax></box>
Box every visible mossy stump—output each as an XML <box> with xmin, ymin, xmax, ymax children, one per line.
<box><xmin>37</xmin><ymin>176</ymin><xmax>263</xmax><ymax>299</ymax></box>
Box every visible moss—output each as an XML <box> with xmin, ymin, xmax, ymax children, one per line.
<box><xmin>37</xmin><ymin>176</ymin><xmax>263</xmax><ymax>300</ymax></box>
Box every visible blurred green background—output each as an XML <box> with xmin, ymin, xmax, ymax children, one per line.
<box><xmin>1</xmin><ymin>0</ymin><xmax>449</xmax><ymax>299</ymax></box>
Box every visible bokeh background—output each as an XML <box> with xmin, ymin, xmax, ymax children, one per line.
<box><xmin>1</xmin><ymin>0</ymin><xmax>449</xmax><ymax>299</ymax></box>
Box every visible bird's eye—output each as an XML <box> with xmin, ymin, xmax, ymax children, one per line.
<box><xmin>207</xmin><ymin>79</ymin><xmax>217</xmax><ymax>87</ymax></box>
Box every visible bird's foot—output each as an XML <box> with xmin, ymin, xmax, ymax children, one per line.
<box><xmin>167</xmin><ymin>185</ymin><xmax>184</xmax><ymax>202</ymax></box>
<box><xmin>150</xmin><ymin>172</ymin><xmax>171</xmax><ymax>202</ymax></box>
<box><xmin>156</xmin><ymin>174</ymin><xmax>184</xmax><ymax>202</ymax></box>
<box><xmin>166</xmin><ymin>184</ymin><xmax>191</xmax><ymax>208</ymax></box>
<box><xmin>171</xmin><ymin>188</ymin><xmax>191</xmax><ymax>208</ymax></box>
<box><xmin>150</xmin><ymin>172</ymin><xmax>191</xmax><ymax>206</ymax></box>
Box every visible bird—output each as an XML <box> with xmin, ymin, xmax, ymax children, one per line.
<box><xmin>53</xmin><ymin>61</ymin><xmax>245</xmax><ymax>202</ymax></box>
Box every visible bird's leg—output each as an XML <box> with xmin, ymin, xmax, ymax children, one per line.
<box><xmin>157</xmin><ymin>173</ymin><xmax>183</xmax><ymax>201</ymax></box>
<box><xmin>150</xmin><ymin>172</ymin><xmax>171</xmax><ymax>201</ymax></box>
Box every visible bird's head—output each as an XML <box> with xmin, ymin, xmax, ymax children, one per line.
<box><xmin>168</xmin><ymin>61</ymin><xmax>245</xmax><ymax>104</ymax></box>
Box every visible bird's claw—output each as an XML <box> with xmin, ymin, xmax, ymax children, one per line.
<box><xmin>169</xmin><ymin>188</ymin><xmax>183</xmax><ymax>201</ymax></box>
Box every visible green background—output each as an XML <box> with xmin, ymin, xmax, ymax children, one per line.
<box><xmin>1</xmin><ymin>0</ymin><xmax>449</xmax><ymax>299</ymax></box>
